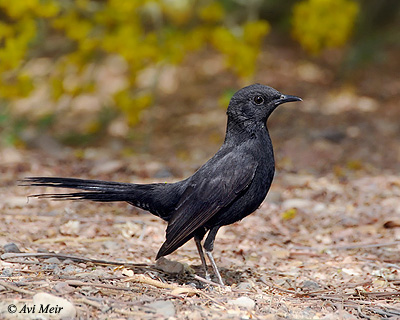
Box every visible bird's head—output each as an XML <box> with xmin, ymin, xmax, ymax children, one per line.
<box><xmin>227</xmin><ymin>84</ymin><xmax>302</xmax><ymax>124</ymax></box>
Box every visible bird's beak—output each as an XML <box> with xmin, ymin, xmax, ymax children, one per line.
<box><xmin>275</xmin><ymin>94</ymin><xmax>302</xmax><ymax>106</ymax></box>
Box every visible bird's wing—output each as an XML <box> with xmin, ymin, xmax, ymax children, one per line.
<box><xmin>157</xmin><ymin>152</ymin><xmax>258</xmax><ymax>258</ymax></box>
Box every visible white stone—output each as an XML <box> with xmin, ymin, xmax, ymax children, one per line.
<box><xmin>32</xmin><ymin>292</ymin><xmax>76</xmax><ymax>319</ymax></box>
<box><xmin>228</xmin><ymin>296</ymin><xmax>255</xmax><ymax>309</ymax></box>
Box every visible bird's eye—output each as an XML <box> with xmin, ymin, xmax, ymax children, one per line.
<box><xmin>253</xmin><ymin>96</ymin><xmax>264</xmax><ymax>105</ymax></box>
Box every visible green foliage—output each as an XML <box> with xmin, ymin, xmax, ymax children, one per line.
<box><xmin>292</xmin><ymin>0</ymin><xmax>359</xmax><ymax>54</ymax></box>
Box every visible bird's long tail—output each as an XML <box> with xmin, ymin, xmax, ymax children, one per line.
<box><xmin>20</xmin><ymin>177</ymin><xmax>142</xmax><ymax>202</ymax></box>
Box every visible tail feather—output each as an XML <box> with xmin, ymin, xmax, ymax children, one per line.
<box><xmin>21</xmin><ymin>177</ymin><xmax>134</xmax><ymax>191</ymax></box>
<box><xmin>20</xmin><ymin>177</ymin><xmax>137</xmax><ymax>202</ymax></box>
<box><xmin>20</xmin><ymin>177</ymin><xmax>183</xmax><ymax>221</ymax></box>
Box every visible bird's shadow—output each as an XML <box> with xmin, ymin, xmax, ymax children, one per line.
<box><xmin>124</xmin><ymin>262</ymin><xmax>248</xmax><ymax>288</ymax></box>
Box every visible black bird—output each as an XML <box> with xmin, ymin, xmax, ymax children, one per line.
<box><xmin>21</xmin><ymin>84</ymin><xmax>301</xmax><ymax>285</ymax></box>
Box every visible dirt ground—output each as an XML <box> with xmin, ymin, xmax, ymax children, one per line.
<box><xmin>1</xmin><ymin>44</ymin><xmax>400</xmax><ymax>319</ymax></box>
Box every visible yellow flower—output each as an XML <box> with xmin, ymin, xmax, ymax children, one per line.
<box><xmin>292</xmin><ymin>0</ymin><xmax>359</xmax><ymax>54</ymax></box>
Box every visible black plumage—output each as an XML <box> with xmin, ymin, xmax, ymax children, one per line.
<box><xmin>21</xmin><ymin>84</ymin><xmax>301</xmax><ymax>285</ymax></box>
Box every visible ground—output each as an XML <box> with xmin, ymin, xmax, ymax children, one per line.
<box><xmin>1</xmin><ymin>43</ymin><xmax>400</xmax><ymax>319</ymax></box>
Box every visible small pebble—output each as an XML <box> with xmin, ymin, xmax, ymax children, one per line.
<box><xmin>155</xmin><ymin>257</ymin><xmax>184</xmax><ymax>274</ymax></box>
<box><xmin>236</xmin><ymin>282</ymin><xmax>253</xmax><ymax>290</ymax></box>
<box><xmin>4</xmin><ymin>243</ymin><xmax>21</xmax><ymax>253</ymax></box>
<box><xmin>2</xmin><ymin>268</ymin><xmax>13</xmax><ymax>277</ymax></box>
<box><xmin>228</xmin><ymin>296</ymin><xmax>255</xmax><ymax>309</ymax></box>
<box><xmin>147</xmin><ymin>300</ymin><xmax>175</xmax><ymax>317</ymax></box>
<box><xmin>54</xmin><ymin>282</ymin><xmax>75</xmax><ymax>294</ymax></box>
<box><xmin>302</xmin><ymin>280</ymin><xmax>321</xmax><ymax>291</ymax></box>
<box><xmin>52</xmin><ymin>266</ymin><xmax>62</xmax><ymax>276</ymax></box>
<box><xmin>44</xmin><ymin>257</ymin><xmax>61</xmax><ymax>264</ymax></box>
<box><xmin>63</xmin><ymin>265</ymin><xmax>79</xmax><ymax>274</ymax></box>
<box><xmin>43</xmin><ymin>264</ymin><xmax>58</xmax><ymax>270</ymax></box>
<box><xmin>62</xmin><ymin>259</ymin><xmax>74</xmax><ymax>265</ymax></box>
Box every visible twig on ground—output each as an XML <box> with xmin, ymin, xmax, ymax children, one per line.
<box><xmin>357</xmin><ymin>305</ymin><xmax>370</xmax><ymax>319</ymax></box>
<box><xmin>76</xmin><ymin>296</ymin><xmax>104</xmax><ymax>310</ymax></box>
<box><xmin>1</xmin><ymin>252</ymin><xmax>150</xmax><ymax>268</ymax></box>
<box><xmin>123</xmin><ymin>274</ymin><xmax>178</xmax><ymax>289</ymax></box>
<box><xmin>192</xmin><ymin>274</ymin><xmax>223</xmax><ymax>287</ymax></box>
<box><xmin>362</xmin><ymin>291</ymin><xmax>400</xmax><ymax>298</ymax></box>
<box><xmin>366</xmin><ymin>306</ymin><xmax>400</xmax><ymax>317</ymax></box>
<box><xmin>3</xmin><ymin>260</ymin><xmax>40</xmax><ymax>265</ymax></box>
<box><xmin>66</xmin><ymin>279</ymin><xmax>132</xmax><ymax>291</ymax></box>
<box><xmin>0</xmin><ymin>280</ymin><xmax>35</xmax><ymax>295</ymax></box>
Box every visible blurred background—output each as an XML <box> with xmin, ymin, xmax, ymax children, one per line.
<box><xmin>0</xmin><ymin>0</ymin><xmax>399</xmax><ymax>179</ymax></box>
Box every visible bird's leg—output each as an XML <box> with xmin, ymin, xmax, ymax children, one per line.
<box><xmin>194</xmin><ymin>236</ymin><xmax>210</xmax><ymax>280</ymax></box>
<box><xmin>205</xmin><ymin>251</ymin><xmax>224</xmax><ymax>286</ymax></box>
<box><xmin>204</xmin><ymin>226</ymin><xmax>224</xmax><ymax>286</ymax></box>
